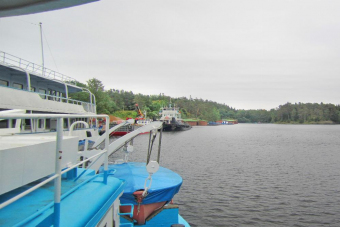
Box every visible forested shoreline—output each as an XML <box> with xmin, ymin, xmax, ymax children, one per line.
<box><xmin>70</xmin><ymin>78</ymin><xmax>340</xmax><ymax>124</ymax></box>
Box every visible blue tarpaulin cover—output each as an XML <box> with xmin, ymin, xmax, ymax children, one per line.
<box><xmin>106</xmin><ymin>162</ymin><xmax>182</xmax><ymax>205</ymax></box>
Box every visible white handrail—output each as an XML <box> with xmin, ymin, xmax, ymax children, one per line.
<box><xmin>0</xmin><ymin>174</ymin><xmax>59</xmax><ymax>209</ymax></box>
<box><xmin>0</xmin><ymin>51</ymin><xmax>97</xmax><ymax>113</ymax></box>
<box><xmin>0</xmin><ymin>51</ymin><xmax>77</xmax><ymax>85</ymax></box>
<box><xmin>0</xmin><ymin>113</ymin><xmax>110</xmax><ymax>214</ymax></box>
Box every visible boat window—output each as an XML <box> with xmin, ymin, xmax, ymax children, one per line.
<box><xmin>38</xmin><ymin>119</ymin><xmax>44</xmax><ymax>129</ymax></box>
<box><xmin>39</xmin><ymin>89</ymin><xmax>46</xmax><ymax>99</ymax></box>
<box><xmin>30</xmin><ymin>87</ymin><xmax>36</xmax><ymax>92</ymax></box>
<box><xmin>12</xmin><ymin>119</ymin><xmax>17</xmax><ymax>128</ymax></box>
<box><xmin>0</xmin><ymin>79</ymin><xmax>9</xmax><ymax>87</ymax></box>
<box><xmin>13</xmin><ymin>83</ymin><xmax>23</xmax><ymax>90</ymax></box>
<box><xmin>24</xmin><ymin>119</ymin><xmax>31</xmax><ymax>130</ymax></box>
<box><xmin>0</xmin><ymin>119</ymin><xmax>8</xmax><ymax>128</ymax></box>
<box><xmin>48</xmin><ymin>90</ymin><xmax>55</xmax><ymax>100</ymax></box>
<box><xmin>46</xmin><ymin>119</ymin><xmax>50</xmax><ymax>129</ymax></box>
<box><xmin>60</xmin><ymin>92</ymin><xmax>64</xmax><ymax>101</ymax></box>
<box><xmin>63</xmin><ymin>119</ymin><xmax>68</xmax><ymax>128</ymax></box>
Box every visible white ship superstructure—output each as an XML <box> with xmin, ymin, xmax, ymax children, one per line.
<box><xmin>0</xmin><ymin>51</ymin><xmax>96</xmax><ymax>133</ymax></box>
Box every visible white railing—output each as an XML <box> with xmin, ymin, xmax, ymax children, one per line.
<box><xmin>0</xmin><ymin>113</ymin><xmax>110</xmax><ymax>227</ymax></box>
<box><xmin>0</xmin><ymin>51</ymin><xmax>97</xmax><ymax>113</ymax></box>
<box><xmin>0</xmin><ymin>51</ymin><xmax>78</xmax><ymax>85</ymax></box>
<box><xmin>38</xmin><ymin>92</ymin><xmax>96</xmax><ymax>113</ymax></box>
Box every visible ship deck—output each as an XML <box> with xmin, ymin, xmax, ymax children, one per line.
<box><xmin>0</xmin><ymin>169</ymin><xmax>124</xmax><ymax>227</ymax></box>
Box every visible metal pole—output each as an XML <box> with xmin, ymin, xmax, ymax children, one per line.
<box><xmin>54</xmin><ymin>118</ymin><xmax>63</xmax><ymax>227</ymax></box>
<box><xmin>64</xmin><ymin>83</ymin><xmax>69</xmax><ymax>100</ymax></box>
<box><xmin>8</xmin><ymin>66</ymin><xmax>30</xmax><ymax>91</ymax></box>
<box><xmin>93</xmin><ymin>94</ymin><xmax>96</xmax><ymax>114</ymax></box>
<box><xmin>39</xmin><ymin>22</ymin><xmax>45</xmax><ymax>76</ymax></box>
<box><xmin>104</xmin><ymin>116</ymin><xmax>109</xmax><ymax>184</ymax></box>
<box><xmin>147</xmin><ymin>132</ymin><xmax>152</xmax><ymax>164</ymax></box>
<box><xmin>157</xmin><ymin>125</ymin><xmax>163</xmax><ymax>163</ymax></box>
<box><xmin>30</xmin><ymin>110</ymin><xmax>33</xmax><ymax>133</ymax></box>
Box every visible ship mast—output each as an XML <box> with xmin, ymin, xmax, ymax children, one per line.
<box><xmin>39</xmin><ymin>22</ymin><xmax>45</xmax><ymax>76</ymax></box>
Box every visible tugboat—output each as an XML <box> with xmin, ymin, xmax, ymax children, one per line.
<box><xmin>159</xmin><ymin>103</ymin><xmax>191</xmax><ymax>131</ymax></box>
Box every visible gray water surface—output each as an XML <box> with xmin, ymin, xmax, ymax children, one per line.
<box><xmin>111</xmin><ymin>124</ymin><xmax>340</xmax><ymax>227</ymax></box>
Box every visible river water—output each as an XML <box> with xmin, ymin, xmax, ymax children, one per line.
<box><xmin>111</xmin><ymin>124</ymin><xmax>340</xmax><ymax>227</ymax></box>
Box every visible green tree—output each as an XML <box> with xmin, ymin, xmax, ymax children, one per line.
<box><xmin>87</xmin><ymin>78</ymin><xmax>117</xmax><ymax>114</ymax></box>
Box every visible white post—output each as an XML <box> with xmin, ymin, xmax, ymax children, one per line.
<box><xmin>54</xmin><ymin>118</ymin><xmax>63</xmax><ymax>227</ymax></box>
<box><xmin>104</xmin><ymin>116</ymin><xmax>109</xmax><ymax>184</ymax></box>
<box><xmin>64</xmin><ymin>83</ymin><xmax>69</xmax><ymax>100</ymax></box>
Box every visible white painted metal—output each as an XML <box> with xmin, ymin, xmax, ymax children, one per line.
<box><xmin>0</xmin><ymin>51</ymin><xmax>96</xmax><ymax>113</ymax></box>
<box><xmin>5</xmin><ymin>65</ymin><xmax>31</xmax><ymax>91</ymax></box>
<box><xmin>0</xmin><ymin>113</ymin><xmax>110</xmax><ymax>195</ymax></box>
<box><xmin>113</xmin><ymin>192</ymin><xmax>123</xmax><ymax>227</ymax></box>
<box><xmin>0</xmin><ymin>134</ymin><xmax>79</xmax><ymax>195</ymax></box>
<box><xmin>92</xmin><ymin>119</ymin><xmax>135</xmax><ymax>148</ymax></box>
<box><xmin>0</xmin><ymin>109</ymin><xmax>24</xmax><ymax>135</ymax></box>
<box><xmin>69</xmin><ymin>121</ymin><xmax>89</xmax><ymax>135</ymax></box>
<box><xmin>0</xmin><ymin>51</ymin><xmax>77</xmax><ymax>85</ymax></box>
<box><xmin>104</xmin><ymin>115</ymin><xmax>109</xmax><ymax>181</ymax></box>
<box><xmin>88</xmin><ymin>121</ymin><xmax>163</xmax><ymax>172</ymax></box>
<box><xmin>0</xmin><ymin>113</ymin><xmax>111</xmax><ymax>211</ymax></box>
<box><xmin>54</xmin><ymin>118</ymin><xmax>63</xmax><ymax>203</ymax></box>
<box><xmin>97</xmin><ymin>206</ymin><xmax>113</xmax><ymax>227</ymax></box>
<box><xmin>0</xmin><ymin>113</ymin><xmax>108</xmax><ymax>120</ymax></box>
<box><xmin>0</xmin><ymin>1</ymin><xmax>99</xmax><ymax>19</ymax></box>
<box><xmin>0</xmin><ymin>86</ymin><xmax>90</xmax><ymax>114</ymax></box>
<box><xmin>0</xmin><ymin>173</ymin><xmax>59</xmax><ymax>209</ymax></box>
<box><xmin>39</xmin><ymin>22</ymin><xmax>45</xmax><ymax>76</ymax></box>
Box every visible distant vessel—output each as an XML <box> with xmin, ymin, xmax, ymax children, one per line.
<box><xmin>159</xmin><ymin>103</ymin><xmax>192</xmax><ymax>131</ymax></box>
<box><xmin>134</xmin><ymin>104</ymin><xmax>152</xmax><ymax>135</ymax></box>
<box><xmin>109</xmin><ymin>122</ymin><xmax>134</xmax><ymax>136</ymax></box>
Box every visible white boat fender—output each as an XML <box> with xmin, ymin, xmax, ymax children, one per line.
<box><xmin>142</xmin><ymin>161</ymin><xmax>159</xmax><ymax>197</ymax></box>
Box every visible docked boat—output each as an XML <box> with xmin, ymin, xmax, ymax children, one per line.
<box><xmin>97</xmin><ymin>116</ymin><xmax>134</xmax><ymax>137</ymax></box>
<box><xmin>159</xmin><ymin>104</ymin><xmax>192</xmax><ymax>131</ymax></box>
<box><xmin>109</xmin><ymin>122</ymin><xmax>134</xmax><ymax>137</ymax></box>
<box><xmin>0</xmin><ymin>53</ymin><xmax>190</xmax><ymax>227</ymax></box>
<box><xmin>0</xmin><ymin>2</ymin><xmax>190</xmax><ymax>225</ymax></box>
<box><xmin>134</xmin><ymin>104</ymin><xmax>153</xmax><ymax>134</ymax></box>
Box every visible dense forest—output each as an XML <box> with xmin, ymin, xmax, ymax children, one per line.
<box><xmin>70</xmin><ymin>78</ymin><xmax>340</xmax><ymax>124</ymax></box>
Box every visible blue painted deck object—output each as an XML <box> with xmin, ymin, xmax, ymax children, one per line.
<box><xmin>101</xmin><ymin>162</ymin><xmax>183</xmax><ymax>205</ymax></box>
<box><xmin>0</xmin><ymin>168</ymin><xmax>124</xmax><ymax>227</ymax></box>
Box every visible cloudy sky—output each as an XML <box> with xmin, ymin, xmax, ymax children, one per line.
<box><xmin>1</xmin><ymin>0</ymin><xmax>340</xmax><ymax>110</ymax></box>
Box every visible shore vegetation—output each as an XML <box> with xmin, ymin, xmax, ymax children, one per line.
<box><xmin>70</xmin><ymin>78</ymin><xmax>340</xmax><ymax>124</ymax></box>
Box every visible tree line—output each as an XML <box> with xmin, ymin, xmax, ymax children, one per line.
<box><xmin>70</xmin><ymin>78</ymin><xmax>340</xmax><ymax>124</ymax></box>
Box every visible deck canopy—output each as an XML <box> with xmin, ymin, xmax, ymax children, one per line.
<box><xmin>0</xmin><ymin>0</ymin><xmax>99</xmax><ymax>18</ymax></box>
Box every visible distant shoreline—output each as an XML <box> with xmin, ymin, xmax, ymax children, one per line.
<box><xmin>239</xmin><ymin>121</ymin><xmax>338</xmax><ymax>125</ymax></box>
<box><xmin>275</xmin><ymin>120</ymin><xmax>337</xmax><ymax>125</ymax></box>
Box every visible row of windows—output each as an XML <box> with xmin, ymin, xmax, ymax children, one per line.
<box><xmin>1</xmin><ymin>118</ymin><xmax>90</xmax><ymax>131</ymax></box>
<box><xmin>1</xmin><ymin>80</ymin><xmax>25</xmax><ymax>90</ymax></box>
<box><xmin>0</xmin><ymin>80</ymin><xmax>9</xmax><ymax>86</ymax></box>
<box><xmin>0</xmin><ymin>79</ymin><xmax>64</xmax><ymax>98</ymax></box>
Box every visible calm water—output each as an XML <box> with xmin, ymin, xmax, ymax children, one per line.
<box><xmin>111</xmin><ymin>124</ymin><xmax>340</xmax><ymax>227</ymax></box>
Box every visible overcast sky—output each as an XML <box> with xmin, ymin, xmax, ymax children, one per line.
<box><xmin>1</xmin><ymin>0</ymin><xmax>340</xmax><ymax>110</ymax></box>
